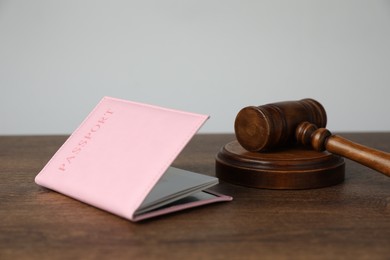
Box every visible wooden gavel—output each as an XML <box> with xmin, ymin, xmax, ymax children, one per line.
<box><xmin>235</xmin><ymin>98</ymin><xmax>390</xmax><ymax>177</ymax></box>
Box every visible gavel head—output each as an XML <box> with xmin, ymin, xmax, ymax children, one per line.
<box><xmin>234</xmin><ymin>98</ymin><xmax>327</xmax><ymax>152</ymax></box>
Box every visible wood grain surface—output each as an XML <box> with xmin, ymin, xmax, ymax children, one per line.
<box><xmin>1</xmin><ymin>133</ymin><xmax>390</xmax><ymax>259</ymax></box>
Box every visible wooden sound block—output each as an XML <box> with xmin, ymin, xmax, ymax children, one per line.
<box><xmin>216</xmin><ymin>141</ymin><xmax>345</xmax><ymax>189</ymax></box>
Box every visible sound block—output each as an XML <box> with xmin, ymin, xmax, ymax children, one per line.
<box><xmin>216</xmin><ymin>141</ymin><xmax>345</xmax><ymax>189</ymax></box>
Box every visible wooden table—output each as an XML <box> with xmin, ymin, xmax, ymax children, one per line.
<box><xmin>1</xmin><ymin>133</ymin><xmax>390</xmax><ymax>259</ymax></box>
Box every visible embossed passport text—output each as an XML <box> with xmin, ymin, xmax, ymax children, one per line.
<box><xmin>35</xmin><ymin>97</ymin><xmax>232</xmax><ymax>221</ymax></box>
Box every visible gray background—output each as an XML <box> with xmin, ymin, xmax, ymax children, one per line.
<box><xmin>1</xmin><ymin>0</ymin><xmax>389</xmax><ymax>134</ymax></box>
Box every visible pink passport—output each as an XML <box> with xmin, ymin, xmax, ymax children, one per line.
<box><xmin>35</xmin><ymin>97</ymin><xmax>232</xmax><ymax>221</ymax></box>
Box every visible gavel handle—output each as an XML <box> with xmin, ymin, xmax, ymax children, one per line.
<box><xmin>296</xmin><ymin>122</ymin><xmax>390</xmax><ymax>177</ymax></box>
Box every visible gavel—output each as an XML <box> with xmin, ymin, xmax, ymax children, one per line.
<box><xmin>234</xmin><ymin>98</ymin><xmax>390</xmax><ymax>177</ymax></box>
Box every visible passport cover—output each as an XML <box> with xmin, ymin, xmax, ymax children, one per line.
<box><xmin>35</xmin><ymin>96</ymin><xmax>232</xmax><ymax>221</ymax></box>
